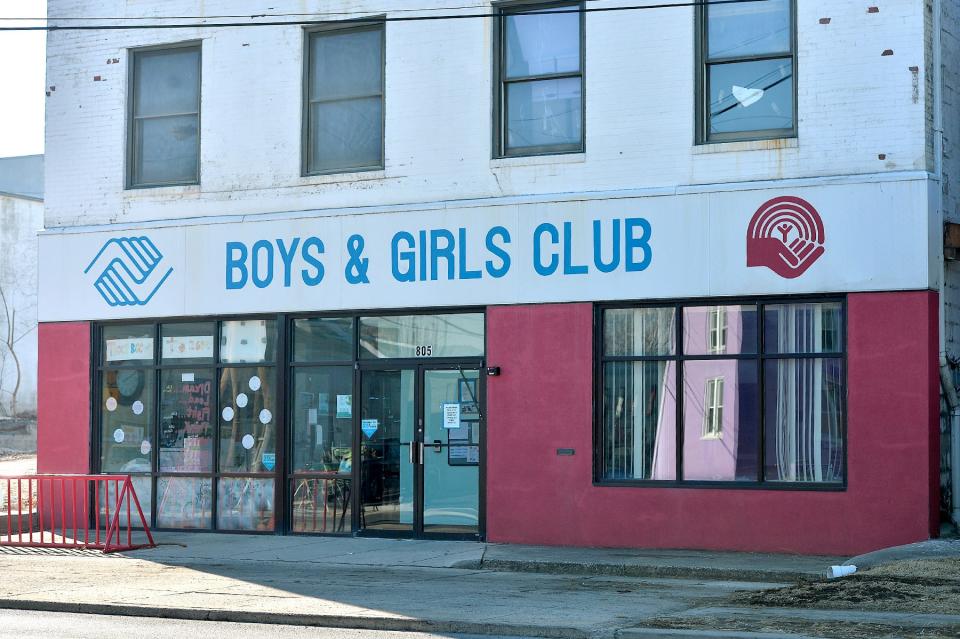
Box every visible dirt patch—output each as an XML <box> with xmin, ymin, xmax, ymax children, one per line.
<box><xmin>733</xmin><ymin>558</ymin><xmax>960</xmax><ymax>614</ymax></box>
<box><xmin>648</xmin><ymin>616</ymin><xmax>960</xmax><ymax>639</ymax></box>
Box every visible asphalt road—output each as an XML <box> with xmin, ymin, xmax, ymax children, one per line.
<box><xmin>0</xmin><ymin>610</ymin><xmax>531</xmax><ymax>639</ymax></box>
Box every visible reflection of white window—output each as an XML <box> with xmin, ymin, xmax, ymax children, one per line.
<box><xmin>703</xmin><ymin>377</ymin><xmax>724</xmax><ymax>438</ymax></box>
<box><xmin>708</xmin><ymin>306</ymin><xmax>727</xmax><ymax>354</ymax></box>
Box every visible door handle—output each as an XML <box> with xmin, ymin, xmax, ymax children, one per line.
<box><xmin>418</xmin><ymin>441</ymin><xmax>425</xmax><ymax>465</ymax></box>
<box><xmin>433</xmin><ymin>439</ymin><xmax>443</xmax><ymax>453</ymax></box>
<box><xmin>409</xmin><ymin>443</ymin><xmax>415</xmax><ymax>465</ymax></box>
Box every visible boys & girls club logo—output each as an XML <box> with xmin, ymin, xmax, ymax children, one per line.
<box><xmin>746</xmin><ymin>196</ymin><xmax>825</xmax><ymax>279</ymax></box>
<box><xmin>85</xmin><ymin>236</ymin><xmax>173</xmax><ymax>307</ymax></box>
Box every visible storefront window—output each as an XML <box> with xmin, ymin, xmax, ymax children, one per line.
<box><xmin>161</xmin><ymin>322</ymin><xmax>215</xmax><ymax>365</ymax></box>
<box><xmin>218</xmin><ymin>367</ymin><xmax>276</xmax><ymax>473</ymax></box>
<box><xmin>220</xmin><ymin>319</ymin><xmax>277</xmax><ymax>363</ymax></box>
<box><xmin>218</xmin><ymin>477</ymin><xmax>274</xmax><ymax>531</ymax></box>
<box><xmin>293</xmin><ymin>317</ymin><xmax>354</xmax><ymax>361</ymax></box>
<box><xmin>101</xmin><ymin>368</ymin><xmax>154</xmax><ymax>473</ymax></box>
<box><xmin>157</xmin><ymin>477</ymin><xmax>212</xmax><ymax>529</ymax></box>
<box><xmin>359</xmin><ymin>313</ymin><xmax>484</xmax><ymax>359</ymax></box>
<box><xmin>159</xmin><ymin>368</ymin><xmax>214</xmax><ymax>472</ymax></box>
<box><xmin>598</xmin><ymin>300</ymin><xmax>844</xmax><ymax>487</ymax></box>
<box><xmin>103</xmin><ymin>324</ymin><xmax>154</xmax><ymax>366</ymax></box>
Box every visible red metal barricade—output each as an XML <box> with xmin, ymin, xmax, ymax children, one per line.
<box><xmin>0</xmin><ymin>475</ymin><xmax>156</xmax><ymax>553</ymax></box>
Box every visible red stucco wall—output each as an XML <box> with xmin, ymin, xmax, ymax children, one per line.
<box><xmin>37</xmin><ymin>322</ymin><xmax>91</xmax><ymax>474</ymax></box>
<box><xmin>485</xmin><ymin>293</ymin><xmax>939</xmax><ymax>555</ymax></box>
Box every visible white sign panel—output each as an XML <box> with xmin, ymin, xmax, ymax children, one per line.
<box><xmin>38</xmin><ymin>177</ymin><xmax>935</xmax><ymax>322</ymax></box>
<box><xmin>443</xmin><ymin>403</ymin><xmax>462</xmax><ymax>429</ymax></box>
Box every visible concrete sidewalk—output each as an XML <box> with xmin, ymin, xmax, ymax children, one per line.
<box><xmin>0</xmin><ymin>533</ymin><xmax>956</xmax><ymax>638</ymax></box>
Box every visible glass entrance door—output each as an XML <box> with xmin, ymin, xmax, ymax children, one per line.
<box><xmin>358</xmin><ymin>365</ymin><xmax>482</xmax><ymax>538</ymax></box>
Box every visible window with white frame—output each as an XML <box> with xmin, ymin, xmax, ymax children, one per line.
<box><xmin>128</xmin><ymin>44</ymin><xmax>201</xmax><ymax>188</ymax></box>
<box><xmin>708</xmin><ymin>306</ymin><xmax>727</xmax><ymax>354</ymax></box>
<box><xmin>703</xmin><ymin>377</ymin><xmax>724</xmax><ymax>438</ymax></box>
<box><xmin>697</xmin><ymin>0</ymin><xmax>795</xmax><ymax>143</ymax></box>
<box><xmin>495</xmin><ymin>1</ymin><xmax>584</xmax><ymax>157</ymax></box>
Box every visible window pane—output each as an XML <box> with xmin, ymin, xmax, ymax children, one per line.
<box><xmin>707</xmin><ymin>0</ymin><xmax>791</xmax><ymax>58</ymax></box>
<box><xmin>220</xmin><ymin>319</ymin><xmax>277</xmax><ymax>363</ymax></box>
<box><xmin>293</xmin><ymin>317</ymin><xmax>354</xmax><ymax>362</ymax></box>
<box><xmin>161</xmin><ymin>322</ymin><xmax>215</xmax><ymax>364</ymax></box>
<box><xmin>292</xmin><ymin>477</ymin><xmax>352</xmax><ymax>534</ymax></box>
<box><xmin>708</xmin><ymin>58</ymin><xmax>793</xmax><ymax>135</ymax></box>
<box><xmin>156</xmin><ymin>477</ymin><xmax>212</xmax><ymax>529</ymax></box>
<box><xmin>292</xmin><ymin>367</ymin><xmax>353</xmax><ymax>473</ymax></box>
<box><xmin>308</xmin><ymin>97</ymin><xmax>383</xmax><ymax>173</ymax></box>
<box><xmin>135</xmin><ymin>114</ymin><xmax>199</xmax><ymax>184</ymax></box>
<box><xmin>217</xmin><ymin>478</ymin><xmax>275</xmax><ymax>531</ymax></box>
<box><xmin>359</xmin><ymin>314</ymin><xmax>485</xmax><ymax>359</ymax></box>
<box><xmin>101</xmin><ymin>369</ymin><xmax>154</xmax><ymax>473</ymax></box>
<box><xmin>764</xmin><ymin>358</ymin><xmax>844</xmax><ymax>482</ymax></box>
<box><xmin>764</xmin><ymin>302</ymin><xmax>843</xmax><ymax>354</ymax></box>
<box><xmin>683</xmin><ymin>305</ymin><xmax>758</xmax><ymax>355</ymax></box>
<box><xmin>134</xmin><ymin>48</ymin><xmax>200</xmax><ymax>117</ymax></box>
<box><xmin>103</xmin><ymin>324</ymin><xmax>154</xmax><ymax>365</ymax></box>
<box><xmin>159</xmin><ymin>369</ymin><xmax>214</xmax><ymax>472</ymax></box>
<box><xmin>99</xmin><ymin>476</ymin><xmax>152</xmax><ymax>528</ymax></box>
<box><xmin>601</xmin><ymin>360</ymin><xmax>676</xmax><ymax>480</ymax></box>
<box><xmin>218</xmin><ymin>367</ymin><xmax>276</xmax><ymax>472</ymax></box>
<box><xmin>505</xmin><ymin>7</ymin><xmax>580</xmax><ymax>77</ymax></box>
<box><xmin>506</xmin><ymin>77</ymin><xmax>582</xmax><ymax>151</ymax></box>
<box><xmin>603</xmin><ymin>307</ymin><xmax>676</xmax><ymax>356</ymax></box>
<box><xmin>309</xmin><ymin>28</ymin><xmax>382</xmax><ymax>101</ymax></box>
<box><xmin>682</xmin><ymin>360</ymin><xmax>759</xmax><ymax>481</ymax></box>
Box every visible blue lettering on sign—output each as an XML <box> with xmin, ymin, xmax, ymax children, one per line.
<box><xmin>226</xmin><ymin>237</ymin><xmax>326</xmax><ymax>290</ymax></box>
<box><xmin>224</xmin><ymin>217</ymin><xmax>651</xmax><ymax>290</ymax></box>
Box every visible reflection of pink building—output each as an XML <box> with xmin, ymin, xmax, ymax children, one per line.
<box><xmin>654</xmin><ymin>307</ymin><xmax>757</xmax><ymax>481</ymax></box>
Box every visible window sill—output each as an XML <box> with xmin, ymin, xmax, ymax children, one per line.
<box><xmin>490</xmin><ymin>153</ymin><xmax>585</xmax><ymax>169</ymax></box>
<box><xmin>693</xmin><ymin>137</ymin><xmax>798</xmax><ymax>155</ymax></box>
<box><xmin>123</xmin><ymin>183</ymin><xmax>201</xmax><ymax>196</ymax></box>
<box><xmin>300</xmin><ymin>169</ymin><xmax>387</xmax><ymax>185</ymax></box>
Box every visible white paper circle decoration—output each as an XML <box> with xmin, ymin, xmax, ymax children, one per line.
<box><xmin>236</xmin><ymin>393</ymin><xmax>249</xmax><ymax>408</ymax></box>
<box><xmin>241</xmin><ymin>434</ymin><xmax>255</xmax><ymax>450</ymax></box>
<box><xmin>222</xmin><ymin>406</ymin><xmax>235</xmax><ymax>421</ymax></box>
<box><xmin>140</xmin><ymin>440</ymin><xmax>152</xmax><ymax>456</ymax></box>
<box><xmin>132</xmin><ymin>400</ymin><xmax>144</xmax><ymax>416</ymax></box>
<box><xmin>248</xmin><ymin>376</ymin><xmax>262</xmax><ymax>392</ymax></box>
<box><xmin>113</xmin><ymin>428</ymin><xmax>125</xmax><ymax>443</ymax></box>
<box><xmin>259</xmin><ymin>409</ymin><xmax>272</xmax><ymax>425</ymax></box>
<box><xmin>105</xmin><ymin>397</ymin><xmax>118</xmax><ymax>412</ymax></box>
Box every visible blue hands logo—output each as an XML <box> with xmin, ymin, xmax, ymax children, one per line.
<box><xmin>85</xmin><ymin>236</ymin><xmax>174</xmax><ymax>307</ymax></box>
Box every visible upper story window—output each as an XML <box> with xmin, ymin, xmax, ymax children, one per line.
<box><xmin>128</xmin><ymin>44</ymin><xmax>201</xmax><ymax>188</ymax></box>
<box><xmin>495</xmin><ymin>2</ymin><xmax>584</xmax><ymax>157</ymax></box>
<box><xmin>697</xmin><ymin>0</ymin><xmax>795</xmax><ymax>143</ymax></box>
<box><xmin>304</xmin><ymin>23</ymin><xmax>385</xmax><ymax>175</ymax></box>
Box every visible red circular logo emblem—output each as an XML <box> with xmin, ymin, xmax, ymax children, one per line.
<box><xmin>746</xmin><ymin>196</ymin><xmax>825</xmax><ymax>279</ymax></box>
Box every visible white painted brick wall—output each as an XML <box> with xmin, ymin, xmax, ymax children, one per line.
<box><xmin>44</xmin><ymin>1</ymin><xmax>932</xmax><ymax>228</ymax></box>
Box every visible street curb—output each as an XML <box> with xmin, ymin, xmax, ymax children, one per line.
<box><xmin>616</xmin><ymin>630</ymin><xmax>820</xmax><ymax>639</ymax></box>
<box><xmin>0</xmin><ymin>599</ymin><xmax>593</xmax><ymax>638</ymax></box>
<box><xmin>467</xmin><ymin>559</ymin><xmax>813</xmax><ymax>583</ymax></box>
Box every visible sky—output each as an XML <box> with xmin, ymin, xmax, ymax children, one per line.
<box><xmin>0</xmin><ymin>1</ymin><xmax>47</xmax><ymax>158</ymax></box>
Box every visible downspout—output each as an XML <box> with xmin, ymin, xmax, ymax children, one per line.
<box><xmin>932</xmin><ymin>0</ymin><xmax>959</xmax><ymax>527</ymax></box>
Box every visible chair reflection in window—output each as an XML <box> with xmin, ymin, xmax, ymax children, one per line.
<box><xmin>292</xmin><ymin>476</ymin><xmax>352</xmax><ymax>533</ymax></box>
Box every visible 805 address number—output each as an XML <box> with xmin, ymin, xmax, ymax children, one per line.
<box><xmin>415</xmin><ymin>345</ymin><xmax>433</xmax><ymax>357</ymax></box>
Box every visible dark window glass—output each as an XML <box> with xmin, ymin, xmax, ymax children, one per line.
<box><xmin>305</xmin><ymin>26</ymin><xmax>384</xmax><ymax>174</ymax></box>
<box><xmin>599</xmin><ymin>299</ymin><xmax>844</xmax><ymax>487</ymax></box>
<box><xmin>293</xmin><ymin>317</ymin><xmax>354</xmax><ymax>362</ymax></box>
<box><xmin>601</xmin><ymin>360</ymin><xmax>676</xmax><ymax>480</ymax></box>
<box><xmin>359</xmin><ymin>314</ymin><xmax>485</xmax><ymax>359</ymax></box>
<box><xmin>292</xmin><ymin>367</ymin><xmax>353</xmax><ymax>473</ymax></box>
<box><xmin>218</xmin><ymin>367</ymin><xmax>276</xmax><ymax>473</ymax></box>
<box><xmin>498</xmin><ymin>3</ymin><xmax>584</xmax><ymax>156</ymax></box>
<box><xmin>683</xmin><ymin>305</ymin><xmax>758</xmax><ymax>355</ymax></box>
<box><xmin>682</xmin><ymin>361</ymin><xmax>760</xmax><ymax>481</ymax></box>
<box><xmin>764</xmin><ymin>358</ymin><xmax>844</xmax><ymax>482</ymax></box>
<box><xmin>101</xmin><ymin>369</ymin><xmax>154</xmax><ymax>473</ymax></box>
<box><xmin>764</xmin><ymin>302</ymin><xmax>843</xmax><ymax>354</ymax></box>
<box><xmin>159</xmin><ymin>368</ymin><xmax>214</xmax><ymax>472</ymax></box>
<box><xmin>129</xmin><ymin>46</ymin><xmax>200</xmax><ymax>187</ymax></box>
<box><xmin>603</xmin><ymin>307</ymin><xmax>676</xmax><ymax>356</ymax></box>
<box><xmin>292</xmin><ymin>478</ymin><xmax>352</xmax><ymax>534</ymax></box>
<box><xmin>700</xmin><ymin>0</ymin><xmax>794</xmax><ymax>142</ymax></box>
